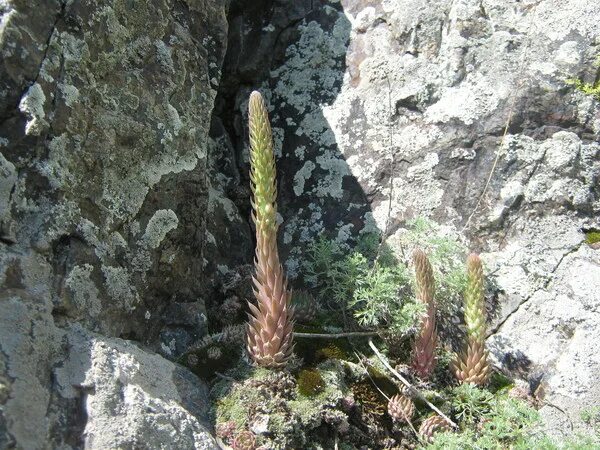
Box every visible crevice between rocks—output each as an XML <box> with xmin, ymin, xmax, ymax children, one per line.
<box><xmin>31</xmin><ymin>1</ymin><xmax>66</xmax><ymax>87</ymax></box>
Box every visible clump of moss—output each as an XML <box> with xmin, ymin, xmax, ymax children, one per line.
<box><xmin>213</xmin><ymin>360</ymin><xmax>349</xmax><ymax>449</ymax></box>
<box><xmin>351</xmin><ymin>380</ymin><xmax>387</xmax><ymax>419</ymax></box>
<box><xmin>584</xmin><ymin>230</ymin><xmax>600</xmax><ymax>245</ymax></box>
<box><xmin>297</xmin><ymin>368</ymin><xmax>325</xmax><ymax>397</ymax></box>
<box><xmin>315</xmin><ymin>342</ymin><xmax>350</xmax><ymax>361</ymax></box>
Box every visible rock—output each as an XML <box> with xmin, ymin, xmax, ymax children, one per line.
<box><xmin>0</xmin><ymin>0</ymin><xmax>229</xmax><ymax>339</ymax></box>
<box><xmin>0</xmin><ymin>0</ymin><xmax>231</xmax><ymax>447</ymax></box>
<box><xmin>55</xmin><ymin>327</ymin><xmax>219</xmax><ymax>450</ymax></box>
<box><xmin>1</xmin><ymin>291</ymin><xmax>218</xmax><ymax>449</ymax></box>
<box><xmin>163</xmin><ymin>301</ymin><xmax>208</xmax><ymax>328</ymax></box>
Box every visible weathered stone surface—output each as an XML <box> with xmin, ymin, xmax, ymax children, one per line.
<box><xmin>56</xmin><ymin>327</ymin><xmax>219</xmax><ymax>450</ymax></box>
<box><xmin>0</xmin><ymin>0</ymin><xmax>229</xmax><ymax>447</ymax></box>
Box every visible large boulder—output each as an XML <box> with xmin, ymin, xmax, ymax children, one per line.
<box><xmin>0</xmin><ymin>0</ymin><xmax>230</xmax><ymax>447</ymax></box>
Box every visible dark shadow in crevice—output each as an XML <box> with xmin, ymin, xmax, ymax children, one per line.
<box><xmin>210</xmin><ymin>0</ymin><xmax>376</xmax><ymax>287</ymax></box>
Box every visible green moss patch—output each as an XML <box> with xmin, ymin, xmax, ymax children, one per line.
<box><xmin>297</xmin><ymin>368</ymin><xmax>325</xmax><ymax>397</ymax></box>
<box><xmin>585</xmin><ymin>230</ymin><xmax>600</xmax><ymax>245</ymax></box>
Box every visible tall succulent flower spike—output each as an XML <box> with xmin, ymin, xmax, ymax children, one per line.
<box><xmin>452</xmin><ymin>253</ymin><xmax>490</xmax><ymax>385</ymax></box>
<box><xmin>246</xmin><ymin>91</ymin><xmax>294</xmax><ymax>368</ymax></box>
<box><xmin>411</xmin><ymin>249</ymin><xmax>437</xmax><ymax>379</ymax></box>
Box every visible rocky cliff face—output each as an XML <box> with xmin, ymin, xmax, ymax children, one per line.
<box><xmin>1</xmin><ymin>0</ymin><xmax>599</xmax><ymax>447</ymax></box>
<box><xmin>0</xmin><ymin>0</ymin><xmax>229</xmax><ymax>447</ymax></box>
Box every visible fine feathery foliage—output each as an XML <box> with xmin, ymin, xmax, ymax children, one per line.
<box><xmin>452</xmin><ymin>254</ymin><xmax>491</xmax><ymax>385</ymax></box>
<box><xmin>351</xmin><ymin>260</ymin><xmax>423</xmax><ymax>334</ymax></box>
<box><xmin>424</xmin><ymin>385</ymin><xmax>540</xmax><ymax>450</ymax></box>
<box><xmin>302</xmin><ymin>233</ymin><xmax>425</xmax><ymax>335</ymax></box>
<box><xmin>303</xmin><ymin>236</ymin><xmax>368</xmax><ymax>308</ymax></box>
<box><xmin>301</xmin><ymin>219</ymin><xmax>468</xmax><ymax>337</ymax></box>
<box><xmin>412</xmin><ymin>249</ymin><xmax>438</xmax><ymax>380</ymax></box>
<box><xmin>246</xmin><ymin>91</ymin><xmax>294</xmax><ymax>368</ymax></box>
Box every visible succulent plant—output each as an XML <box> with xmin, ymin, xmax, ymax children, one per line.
<box><xmin>388</xmin><ymin>394</ymin><xmax>415</xmax><ymax>423</ymax></box>
<box><xmin>291</xmin><ymin>290</ymin><xmax>318</xmax><ymax>323</ymax></box>
<box><xmin>232</xmin><ymin>430</ymin><xmax>257</xmax><ymax>450</ymax></box>
<box><xmin>452</xmin><ymin>253</ymin><xmax>490</xmax><ymax>385</ymax></box>
<box><xmin>215</xmin><ymin>421</ymin><xmax>237</xmax><ymax>444</ymax></box>
<box><xmin>411</xmin><ymin>249</ymin><xmax>437</xmax><ymax>379</ymax></box>
<box><xmin>248</xmin><ymin>370</ymin><xmax>297</xmax><ymax>398</ymax></box>
<box><xmin>419</xmin><ymin>414</ymin><xmax>451</xmax><ymax>441</ymax></box>
<box><xmin>207</xmin><ymin>346</ymin><xmax>222</xmax><ymax>360</ymax></box>
<box><xmin>191</xmin><ymin>324</ymin><xmax>246</xmax><ymax>352</ymax></box>
<box><xmin>245</xmin><ymin>91</ymin><xmax>294</xmax><ymax>368</ymax></box>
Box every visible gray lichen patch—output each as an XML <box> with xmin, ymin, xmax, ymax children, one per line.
<box><xmin>101</xmin><ymin>266</ymin><xmax>140</xmax><ymax>311</ymax></box>
<box><xmin>18</xmin><ymin>83</ymin><xmax>48</xmax><ymax>135</ymax></box>
<box><xmin>142</xmin><ymin>209</ymin><xmax>179</xmax><ymax>250</ymax></box>
<box><xmin>293</xmin><ymin>161</ymin><xmax>315</xmax><ymax>196</ymax></box>
<box><xmin>65</xmin><ymin>264</ymin><xmax>101</xmax><ymax>318</ymax></box>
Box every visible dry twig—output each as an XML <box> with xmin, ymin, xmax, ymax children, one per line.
<box><xmin>368</xmin><ymin>339</ymin><xmax>457</xmax><ymax>429</ymax></box>
<box><xmin>294</xmin><ymin>331</ymin><xmax>379</xmax><ymax>339</ymax></box>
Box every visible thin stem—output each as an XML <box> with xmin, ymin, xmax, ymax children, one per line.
<box><xmin>368</xmin><ymin>339</ymin><xmax>458</xmax><ymax>429</ymax></box>
<box><xmin>214</xmin><ymin>371</ymin><xmax>236</xmax><ymax>382</ymax></box>
<box><xmin>374</xmin><ymin>74</ymin><xmax>396</xmax><ymax>266</ymax></box>
<box><xmin>354</xmin><ymin>350</ymin><xmax>421</xmax><ymax>440</ymax></box>
<box><xmin>294</xmin><ymin>331</ymin><xmax>379</xmax><ymax>339</ymax></box>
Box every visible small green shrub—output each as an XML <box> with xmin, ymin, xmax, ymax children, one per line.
<box><xmin>567</xmin><ymin>78</ymin><xmax>600</xmax><ymax>101</ymax></box>
<box><xmin>350</xmin><ymin>262</ymin><xmax>423</xmax><ymax>334</ymax></box>
<box><xmin>302</xmin><ymin>219</ymin><xmax>468</xmax><ymax>336</ymax></box>
<box><xmin>584</xmin><ymin>230</ymin><xmax>600</xmax><ymax>245</ymax></box>
<box><xmin>303</xmin><ymin>235</ymin><xmax>366</xmax><ymax>308</ymax></box>
<box><xmin>425</xmin><ymin>387</ymin><xmax>540</xmax><ymax>449</ymax></box>
<box><xmin>566</xmin><ymin>56</ymin><xmax>600</xmax><ymax>101</ymax></box>
<box><xmin>451</xmin><ymin>384</ymin><xmax>495</xmax><ymax>425</ymax></box>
